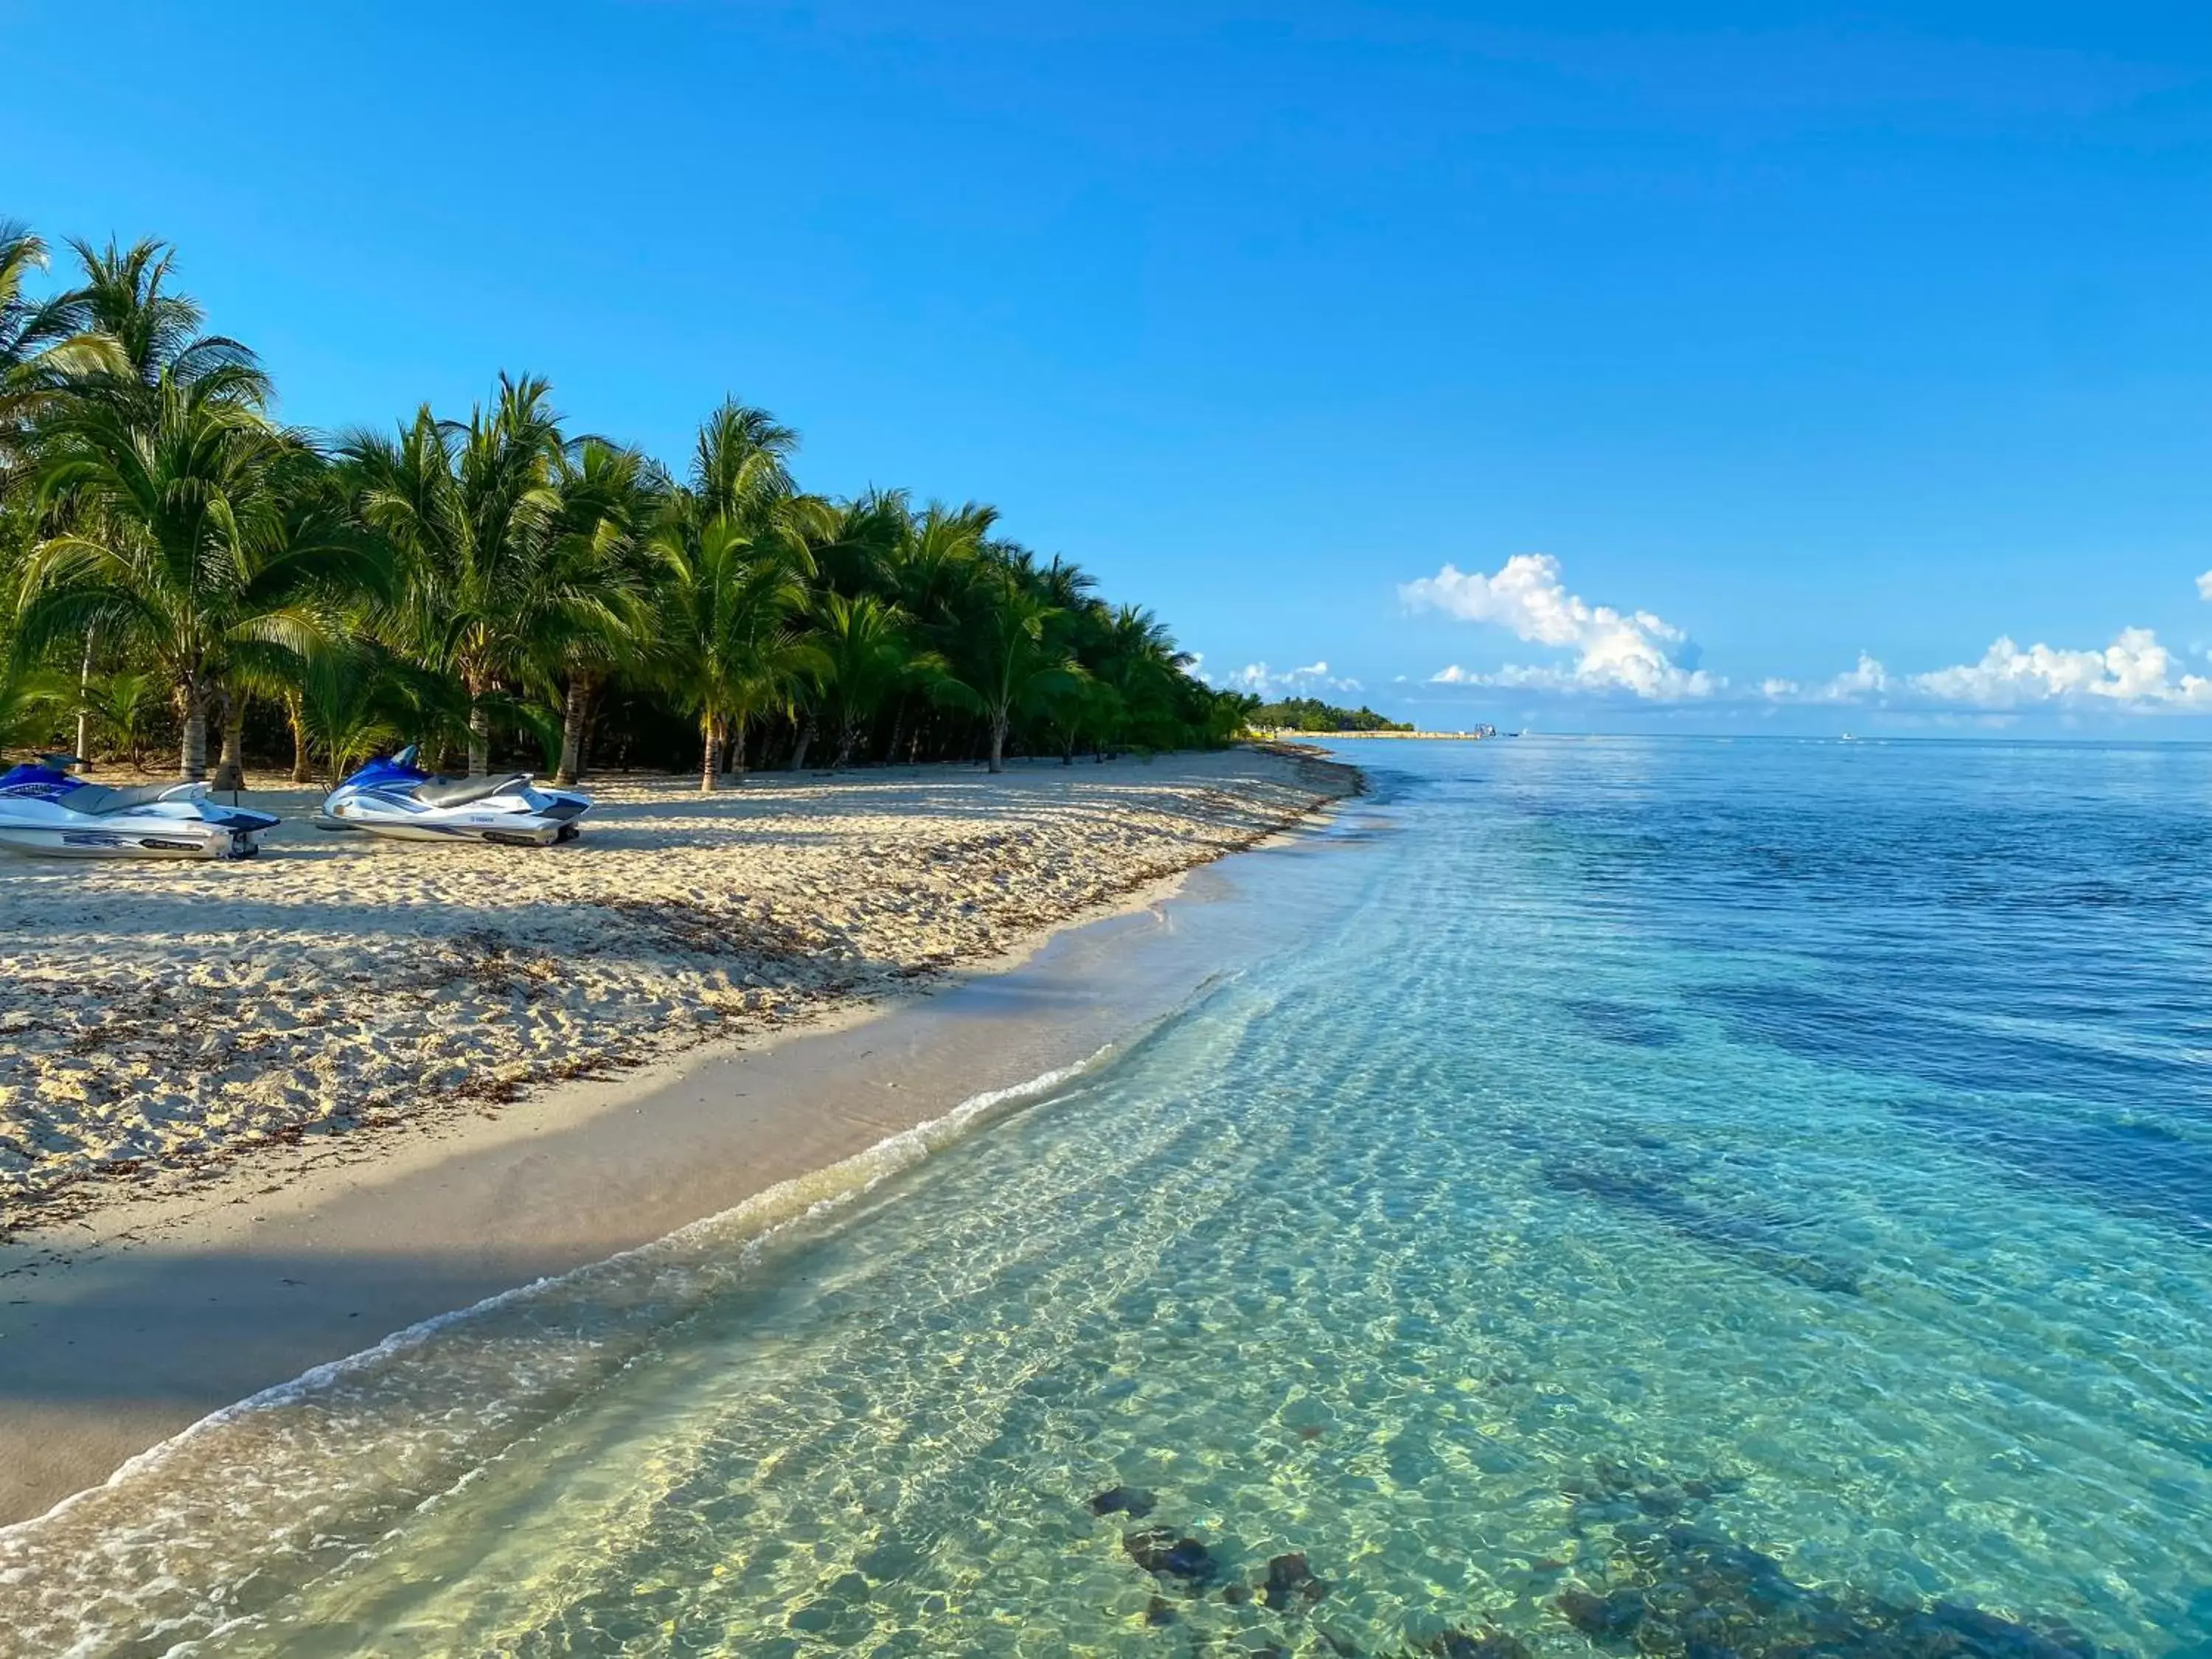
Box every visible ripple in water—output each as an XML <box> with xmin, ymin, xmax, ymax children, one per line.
<box><xmin>4</xmin><ymin>737</ymin><xmax>2208</xmax><ymax>1658</ymax></box>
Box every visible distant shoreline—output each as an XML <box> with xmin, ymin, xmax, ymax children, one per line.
<box><xmin>1257</xmin><ymin>728</ymin><xmax>1500</xmax><ymax>740</ymax></box>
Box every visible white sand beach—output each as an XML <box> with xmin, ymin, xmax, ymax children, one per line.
<box><xmin>0</xmin><ymin>747</ymin><xmax>1355</xmax><ymax>1237</ymax></box>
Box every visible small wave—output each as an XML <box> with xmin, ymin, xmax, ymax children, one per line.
<box><xmin>0</xmin><ymin>1046</ymin><xmax>1117</xmax><ymax>1658</ymax></box>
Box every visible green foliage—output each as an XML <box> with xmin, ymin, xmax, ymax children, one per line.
<box><xmin>0</xmin><ymin>223</ymin><xmax>1265</xmax><ymax>780</ymax></box>
<box><xmin>83</xmin><ymin>669</ymin><xmax>159</xmax><ymax>767</ymax></box>
<box><xmin>1250</xmin><ymin>697</ymin><xmax>1411</xmax><ymax>733</ymax></box>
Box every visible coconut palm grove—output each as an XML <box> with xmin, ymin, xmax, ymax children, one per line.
<box><xmin>0</xmin><ymin>225</ymin><xmax>1259</xmax><ymax>790</ymax></box>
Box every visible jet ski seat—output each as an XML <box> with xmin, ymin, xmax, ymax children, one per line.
<box><xmin>414</xmin><ymin>774</ymin><xmax>531</xmax><ymax>808</ymax></box>
<box><xmin>64</xmin><ymin>782</ymin><xmax>193</xmax><ymax>815</ymax></box>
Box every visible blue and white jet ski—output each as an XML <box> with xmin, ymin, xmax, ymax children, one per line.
<box><xmin>0</xmin><ymin>755</ymin><xmax>279</xmax><ymax>860</ymax></box>
<box><xmin>315</xmin><ymin>745</ymin><xmax>591</xmax><ymax>846</ymax></box>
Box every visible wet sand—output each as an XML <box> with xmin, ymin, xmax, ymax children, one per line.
<box><xmin>0</xmin><ymin>748</ymin><xmax>1357</xmax><ymax>1526</ymax></box>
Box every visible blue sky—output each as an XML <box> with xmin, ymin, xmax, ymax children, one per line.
<box><xmin>7</xmin><ymin>1</ymin><xmax>2211</xmax><ymax>731</ymax></box>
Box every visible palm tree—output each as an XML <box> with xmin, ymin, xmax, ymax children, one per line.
<box><xmin>1092</xmin><ymin>604</ymin><xmax>1188</xmax><ymax>753</ymax></box>
<box><xmin>808</xmin><ymin>487</ymin><xmax>910</xmax><ymax>599</ymax></box>
<box><xmin>810</xmin><ymin>592</ymin><xmax>942</xmax><ymax>768</ymax></box>
<box><xmin>867</xmin><ymin>498</ymin><xmax>998</xmax><ymax>763</ymax></box>
<box><xmin>293</xmin><ymin>641</ymin><xmax>419</xmax><ymax>784</ymax></box>
<box><xmin>0</xmin><ymin>658</ymin><xmax>67</xmax><ymax>754</ymax></box>
<box><xmin>691</xmin><ymin>398</ymin><xmax>800</xmax><ymax>524</ymax></box>
<box><xmin>533</xmin><ymin>438</ymin><xmax>661</xmax><ymax>785</ymax></box>
<box><xmin>344</xmin><ymin>375</ymin><xmax>565</xmax><ymax>773</ymax></box>
<box><xmin>0</xmin><ymin>223</ymin><xmax>72</xmax><ymax>467</ymax></box>
<box><xmin>942</xmin><ymin>554</ymin><xmax>1085</xmax><ymax>772</ymax></box>
<box><xmin>15</xmin><ymin>373</ymin><xmax>369</xmax><ymax>778</ymax></box>
<box><xmin>41</xmin><ymin>236</ymin><xmax>268</xmax><ymax>402</ymax></box>
<box><xmin>650</xmin><ymin>509</ymin><xmax>819</xmax><ymax>791</ymax></box>
<box><xmin>83</xmin><ymin>668</ymin><xmax>159</xmax><ymax>769</ymax></box>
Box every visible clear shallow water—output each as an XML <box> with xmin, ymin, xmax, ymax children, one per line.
<box><xmin>6</xmin><ymin>737</ymin><xmax>2211</xmax><ymax>1658</ymax></box>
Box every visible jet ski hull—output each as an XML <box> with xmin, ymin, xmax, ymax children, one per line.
<box><xmin>313</xmin><ymin>807</ymin><xmax>577</xmax><ymax>846</ymax></box>
<box><xmin>0</xmin><ymin>821</ymin><xmax>263</xmax><ymax>859</ymax></box>
<box><xmin>314</xmin><ymin>753</ymin><xmax>592</xmax><ymax>847</ymax></box>
<box><xmin>0</xmin><ymin>762</ymin><xmax>277</xmax><ymax>860</ymax></box>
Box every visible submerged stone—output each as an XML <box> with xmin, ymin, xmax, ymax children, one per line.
<box><xmin>1123</xmin><ymin>1528</ymin><xmax>1221</xmax><ymax>1586</ymax></box>
<box><xmin>1429</xmin><ymin>1626</ymin><xmax>1534</xmax><ymax>1659</ymax></box>
<box><xmin>1557</xmin><ymin>1585</ymin><xmax>1648</xmax><ymax>1638</ymax></box>
<box><xmin>1547</xmin><ymin>1517</ymin><xmax>2129</xmax><ymax>1659</ymax></box>
<box><xmin>1263</xmin><ymin>1551</ymin><xmax>1329</xmax><ymax>1610</ymax></box>
<box><xmin>1123</xmin><ymin>1528</ymin><xmax>1176</xmax><ymax>1572</ymax></box>
<box><xmin>1164</xmin><ymin>1537</ymin><xmax>1222</xmax><ymax>1582</ymax></box>
<box><xmin>1144</xmin><ymin>1594</ymin><xmax>1178</xmax><ymax>1627</ymax></box>
<box><xmin>1087</xmin><ymin>1484</ymin><xmax>1158</xmax><ymax>1519</ymax></box>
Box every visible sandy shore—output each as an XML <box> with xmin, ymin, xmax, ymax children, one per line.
<box><xmin>0</xmin><ymin>745</ymin><xmax>1358</xmax><ymax>1525</ymax></box>
<box><xmin>0</xmin><ymin>747</ymin><xmax>1354</xmax><ymax>1233</ymax></box>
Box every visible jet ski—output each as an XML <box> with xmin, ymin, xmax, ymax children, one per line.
<box><xmin>315</xmin><ymin>745</ymin><xmax>591</xmax><ymax>846</ymax></box>
<box><xmin>0</xmin><ymin>754</ymin><xmax>279</xmax><ymax>860</ymax></box>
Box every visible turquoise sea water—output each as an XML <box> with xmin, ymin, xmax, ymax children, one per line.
<box><xmin>6</xmin><ymin>737</ymin><xmax>2210</xmax><ymax>1658</ymax></box>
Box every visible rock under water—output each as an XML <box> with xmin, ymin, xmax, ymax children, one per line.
<box><xmin>1087</xmin><ymin>1484</ymin><xmax>1158</xmax><ymax>1519</ymax></box>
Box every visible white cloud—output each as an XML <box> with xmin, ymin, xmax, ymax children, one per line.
<box><xmin>1775</xmin><ymin>631</ymin><xmax>2212</xmax><ymax>713</ymax></box>
<box><xmin>1825</xmin><ymin>652</ymin><xmax>1890</xmax><ymax>698</ymax></box>
<box><xmin>1400</xmin><ymin>554</ymin><xmax>1715</xmax><ymax>699</ymax></box>
<box><xmin>1759</xmin><ymin>653</ymin><xmax>1891</xmax><ymax>704</ymax></box>
<box><xmin>2197</xmin><ymin>569</ymin><xmax>2212</xmax><ymax>601</ymax></box>
<box><xmin>1220</xmin><ymin>659</ymin><xmax>1363</xmax><ymax>697</ymax></box>
<box><xmin>1907</xmin><ymin>629</ymin><xmax>2212</xmax><ymax>709</ymax></box>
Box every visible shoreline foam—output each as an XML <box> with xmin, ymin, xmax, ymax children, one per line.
<box><xmin>0</xmin><ymin>1043</ymin><xmax>1144</xmax><ymax>1658</ymax></box>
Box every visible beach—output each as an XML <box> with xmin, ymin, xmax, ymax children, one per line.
<box><xmin>2</xmin><ymin>737</ymin><xmax>2206</xmax><ymax>1658</ymax></box>
<box><xmin>0</xmin><ymin>745</ymin><xmax>1357</xmax><ymax>1527</ymax></box>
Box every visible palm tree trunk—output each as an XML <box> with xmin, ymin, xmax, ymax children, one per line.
<box><xmin>74</xmin><ymin>631</ymin><xmax>94</xmax><ymax>766</ymax></box>
<box><xmin>211</xmin><ymin>693</ymin><xmax>247</xmax><ymax>793</ymax></box>
<box><xmin>554</xmin><ymin>676</ymin><xmax>591</xmax><ymax>787</ymax></box>
<box><xmin>987</xmin><ymin>714</ymin><xmax>1008</xmax><ymax>773</ymax></box>
<box><xmin>699</xmin><ymin>715</ymin><xmax>720</xmax><ymax>793</ymax></box>
<box><xmin>789</xmin><ymin>716</ymin><xmax>813</xmax><ymax>773</ymax></box>
<box><xmin>467</xmin><ymin>699</ymin><xmax>491</xmax><ymax>776</ymax></box>
<box><xmin>885</xmin><ymin>698</ymin><xmax>908</xmax><ymax>771</ymax></box>
<box><xmin>728</xmin><ymin>718</ymin><xmax>747</xmax><ymax>782</ymax></box>
<box><xmin>287</xmin><ymin>692</ymin><xmax>313</xmax><ymax>784</ymax></box>
<box><xmin>178</xmin><ymin>684</ymin><xmax>209</xmax><ymax>782</ymax></box>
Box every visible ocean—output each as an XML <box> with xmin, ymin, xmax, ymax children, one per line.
<box><xmin>5</xmin><ymin>737</ymin><xmax>2208</xmax><ymax>1658</ymax></box>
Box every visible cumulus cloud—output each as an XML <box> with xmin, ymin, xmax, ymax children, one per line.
<box><xmin>1400</xmin><ymin>554</ymin><xmax>1715</xmax><ymax>700</ymax></box>
<box><xmin>1754</xmin><ymin>651</ymin><xmax>1890</xmax><ymax>705</ymax></box>
<box><xmin>1823</xmin><ymin>652</ymin><xmax>1890</xmax><ymax>699</ymax></box>
<box><xmin>1908</xmin><ymin>629</ymin><xmax>2212</xmax><ymax>709</ymax></box>
<box><xmin>2198</xmin><ymin>569</ymin><xmax>2212</xmax><ymax>601</ymax></box>
<box><xmin>1775</xmin><ymin>632</ymin><xmax>2212</xmax><ymax>713</ymax></box>
<box><xmin>1217</xmin><ymin>659</ymin><xmax>1363</xmax><ymax>697</ymax></box>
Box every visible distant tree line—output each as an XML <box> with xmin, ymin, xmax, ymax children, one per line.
<box><xmin>1250</xmin><ymin>697</ymin><xmax>1411</xmax><ymax>734</ymax></box>
<box><xmin>0</xmin><ymin>225</ymin><xmax>1256</xmax><ymax>790</ymax></box>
